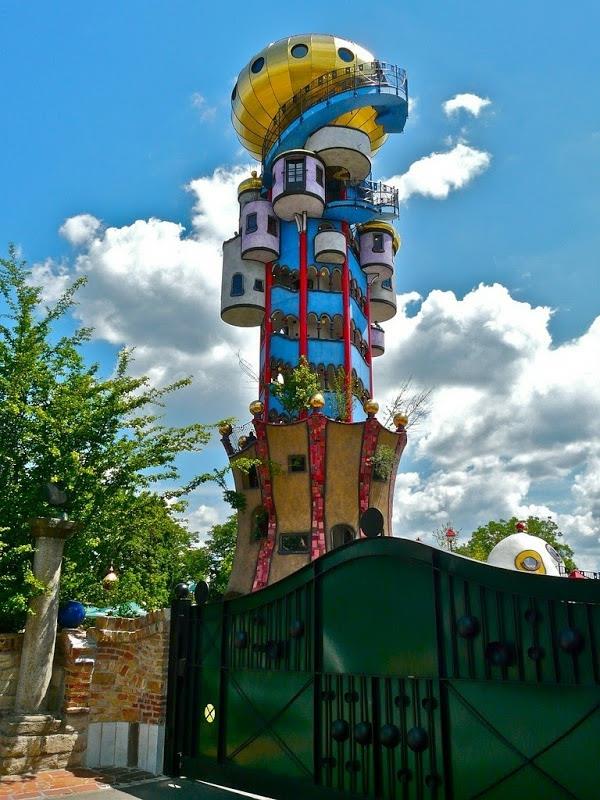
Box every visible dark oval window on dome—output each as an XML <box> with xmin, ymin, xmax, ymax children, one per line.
<box><xmin>251</xmin><ymin>56</ymin><xmax>265</xmax><ymax>74</ymax></box>
<box><xmin>231</xmin><ymin>84</ymin><xmax>237</xmax><ymax>101</ymax></box>
<box><xmin>291</xmin><ymin>43</ymin><xmax>309</xmax><ymax>59</ymax></box>
<box><xmin>338</xmin><ymin>47</ymin><xmax>354</xmax><ymax>62</ymax></box>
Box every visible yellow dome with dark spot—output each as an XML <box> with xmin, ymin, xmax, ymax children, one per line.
<box><xmin>232</xmin><ymin>34</ymin><xmax>387</xmax><ymax>161</ymax></box>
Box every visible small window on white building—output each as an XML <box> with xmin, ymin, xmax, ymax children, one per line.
<box><xmin>230</xmin><ymin>273</ymin><xmax>244</xmax><ymax>297</ymax></box>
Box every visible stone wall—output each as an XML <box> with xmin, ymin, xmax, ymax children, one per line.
<box><xmin>0</xmin><ymin>636</ymin><xmax>22</xmax><ymax>714</ymax></box>
<box><xmin>0</xmin><ymin>609</ymin><xmax>171</xmax><ymax>776</ymax></box>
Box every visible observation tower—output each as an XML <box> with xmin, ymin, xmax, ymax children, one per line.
<box><xmin>220</xmin><ymin>35</ymin><xmax>410</xmax><ymax>594</ymax></box>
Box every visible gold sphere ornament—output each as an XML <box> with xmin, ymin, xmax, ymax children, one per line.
<box><xmin>238</xmin><ymin>435</ymin><xmax>248</xmax><ymax>448</ymax></box>
<box><xmin>218</xmin><ymin>422</ymin><xmax>233</xmax><ymax>437</ymax></box>
<box><xmin>249</xmin><ymin>400</ymin><xmax>264</xmax><ymax>416</ymax></box>
<box><xmin>364</xmin><ymin>399</ymin><xmax>379</xmax><ymax>416</ymax></box>
<box><xmin>310</xmin><ymin>392</ymin><xmax>325</xmax><ymax>409</ymax></box>
<box><xmin>394</xmin><ymin>413</ymin><xmax>409</xmax><ymax>428</ymax></box>
<box><xmin>102</xmin><ymin>564</ymin><xmax>118</xmax><ymax>591</ymax></box>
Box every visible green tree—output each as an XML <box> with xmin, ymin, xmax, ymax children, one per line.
<box><xmin>455</xmin><ymin>516</ymin><xmax>577</xmax><ymax>571</ymax></box>
<box><xmin>0</xmin><ymin>245</ymin><xmax>212</xmax><ymax>629</ymax></box>
<box><xmin>184</xmin><ymin>515</ymin><xmax>237</xmax><ymax>600</ymax></box>
<box><xmin>271</xmin><ymin>356</ymin><xmax>321</xmax><ymax>418</ymax></box>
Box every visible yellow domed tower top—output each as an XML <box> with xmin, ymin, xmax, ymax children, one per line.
<box><xmin>231</xmin><ymin>34</ymin><xmax>389</xmax><ymax>161</ymax></box>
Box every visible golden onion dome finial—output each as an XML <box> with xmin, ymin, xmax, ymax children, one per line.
<box><xmin>364</xmin><ymin>399</ymin><xmax>379</xmax><ymax>417</ymax></box>
<box><xmin>249</xmin><ymin>400</ymin><xmax>264</xmax><ymax>416</ymax></box>
<box><xmin>393</xmin><ymin>412</ymin><xmax>408</xmax><ymax>429</ymax></box>
<box><xmin>309</xmin><ymin>392</ymin><xmax>325</xmax><ymax>410</ymax></box>
<box><xmin>231</xmin><ymin>34</ymin><xmax>388</xmax><ymax>160</ymax></box>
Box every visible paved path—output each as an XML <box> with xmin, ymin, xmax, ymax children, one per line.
<box><xmin>76</xmin><ymin>778</ymin><xmax>273</xmax><ymax>800</ymax></box>
<box><xmin>0</xmin><ymin>772</ymin><xmax>273</xmax><ymax>800</ymax></box>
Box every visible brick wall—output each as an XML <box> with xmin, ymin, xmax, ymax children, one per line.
<box><xmin>0</xmin><ymin>609</ymin><xmax>171</xmax><ymax>775</ymax></box>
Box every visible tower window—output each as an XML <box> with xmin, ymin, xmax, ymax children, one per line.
<box><xmin>288</xmin><ymin>454</ymin><xmax>306</xmax><ymax>473</ymax></box>
<box><xmin>381</xmin><ymin>278</ymin><xmax>392</xmax><ymax>290</ymax></box>
<box><xmin>245</xmin><ymin>212</ymin><xmax>258</xmax><ymax>233</ymax></box>
<box><xmin>267</xmin><ymin>215</ymin><xmax>278</xmax><ymax>236</ymax></box>
<box><xmin>372</xmin><ymin>233</ymin><xmax>385</xmax><ymax>253</ymax></box>
<box><xmin>330</xmin><ymin>524</ymin><xmax>356</xmax><ymax>549</ymax></box>
<box><xmin>279</xmin><ymin>533</ymin><xmax>310</xmax><ymax>554</ymax></box>
<box><xmin>285</xmin><ymin>158</ymin><xmax>305</xmax><ymax>190</ymax></box>
<box><xmin>291</xmin><ymin>43</ymin><xmax>309</xmax><ymax>59</ymax></box>
<box><xmin>316</xmin><ymin>165</ymin><xmax>324</xmax><ymax>187</ymax></box>
<box><xmin>248</xmin><ymin>465</ymin><xmax>260</xmax><ymax>489</ymax></box>
<box><xmin>230</xmin><ymin>273</ymin><xmax>244</xmax><ymax>297</ymax></box>
<box><xmin>338</xmin><ymin>47</ymin><xmax>355</xmax><ymax>63</ymax></box>
<box><xmin>253</xmin><ymin>278</ymin><xmax>264</xmax><ymax>292</ymax></box>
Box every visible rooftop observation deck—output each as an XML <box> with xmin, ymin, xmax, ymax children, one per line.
<box><xmin>262</xmin><ymin>60</ymin><xmax>408</xmax><ymax>175</ymax></box>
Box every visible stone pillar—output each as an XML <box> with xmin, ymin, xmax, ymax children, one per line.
<box><xmin>14</xmin><ymin>517</ymin><xmax>75</xmax><ymax>714</ymax></box>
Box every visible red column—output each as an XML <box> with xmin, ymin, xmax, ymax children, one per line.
<box><xmin>366</xmin><ymin>283</ymin><xmax>374</xmax><ymax>397</ymax></box>
<box><xmin>263</xmin><ymin>262</ymin><xmax>272</xmax><ymax>420</ymax></box>
<box><xmin>299</xmin><ymin>227</ymin><xmax>308</xmax><ymax>359</ymax></box>
<box><xmin>341</xmin><ymin>222</ymin><xmax>352</xmax><ymax>421</ymax></box>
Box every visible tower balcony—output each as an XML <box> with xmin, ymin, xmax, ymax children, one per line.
<box><xmin>369</xmin><ymin>273</ymin><xmax>397</xmax><ymax>323</ymax></box>
<box><xmin>325</xmin><ymin>179</ymin><xmax>399</xmax><ymax>224</ymax></box>
<box><xmin>271</xmin><ymin>149</ymin><xmax>326</xmax><ymax>221</ymax></box>
<box><xmin>240</xmin><ymin>199</ymin><xmax>280</xmax><ymax>263</ymax></box>
<box><xmin>370</xmin><ymin>323</ymin><xmax>385</xmax><ymax>357</ymax></box>
<box><xmin>314</xmin><ymin>225</ymin><xmax>346</xmax><ymax>264</ymax></box>
<box><xmin>357</xmin><ymin>220</ymin><xmax>399</xmax><ymax>279</ymax></box>
<box><xmin>221</xmin><ymin>236</ymin><xmax>266</xmax><ymax>327</ymax></box>
<box><xmin>304</xmin><ymin>125</ymin><xmax>372</xmax><ymax>182</ymax></box>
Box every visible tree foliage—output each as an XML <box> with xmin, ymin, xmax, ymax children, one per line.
<box><xmin>0</xmin><ymin>245</ymin><xmax>213</xmax><ymax>629</ymax></box>
<box><xmin>271</xmin><ymin>356</ymin><xmax>321</xmax><ymax>417</ymax></box>
<box><xmin>184</xmin><ymin>515</ymin><xmax>237</xmax><ymax>600</ymax></box>
<box><xmin>455</xmin><ymin>516</ymin><xmax>577</xmax><ymax>571</ymax></box>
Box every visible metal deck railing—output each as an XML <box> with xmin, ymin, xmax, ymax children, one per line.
<box><xmin>262</xmin><ymin>61</ymin><xmax>408</xmax><ymax>160</ymax></box>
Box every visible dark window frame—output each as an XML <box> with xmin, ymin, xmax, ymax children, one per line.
<box><xmin>245</xmin><ymin>212</ymin><xmax>258</xmax><ymax>234</ymax></box>
<box><xmin>288</xmin><ymin>454</ymin><xmax>306</xmax><ymax>473</ymax></box>
<box><xmin>372</xmin><ymin>233</ymin><xmax>385</xmax><ymax>253</ymax></box>
<box><xmin>279</xmin><ymin>532</ymin><xmax>310</xmax><ymax>554</ymax></box>
<box><xmin>381</xmin><ymin>277</ymin><xmax>393</xmax><ymax>290</ymax></box>
<box><xmin>285</xmin><ymin>158</ymin><xmax>305</xmax><ymax>191</ymax></box>
<box><xmin>253</xmin><ymin>278</ymin><xmax>264</xmax><ymax>292</ymax></box>
<box><xmin>315</xmin><ymin>164</ymin><xmax>324</xmax><ymax>187</ymax></box>
<box><xmin>267</xmin><ymin>215</ymin><xmax>278</xmax><ymax>236</ymax></box>
<box><xmin>230</xmin><ymin>272</ymin><xmax>244</xmax><ymax>297</ymax></box>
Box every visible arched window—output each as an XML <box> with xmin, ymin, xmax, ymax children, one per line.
<box><xmin>230</xmin><ymin>273</ymin><xmax>244</xmax><ymax>297</ymax></box>
<box><xmin>331</xmin><ymin>269</ymin><xmax>342</xmax><ymax>292</ymax></box>
<box><xmin>330</xmin><ymin>524</ymin><xmax>355</xmax><ymax>549</ymax></box>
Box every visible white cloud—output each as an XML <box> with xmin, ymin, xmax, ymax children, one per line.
<box><xmin>385</xmin><ymin>143</ymin><xmax>491</xmax><ymax>204</ymax></box>
<box><xmin>443</xmin><ymin>93</ymin><xmax>491</xmax><ymax>117</ymax></box>
<box><xmin>59</xmin><ymin>213</ymin><xmax>102</xmax><ymax>247</ymax></box>
<box><xmin>378</xmin><ymin>285</ymin><xmax>600</xmax><ymax>568</ymax></box>
<box><xmin>191</xmin><ymin>92</ymin><xmax>217</xmax><ymax>122</ymax></box>
<box><xmin>41</xmin><ymin>165</ymin><xmax>259</xmax><ymax>427</ymax></box>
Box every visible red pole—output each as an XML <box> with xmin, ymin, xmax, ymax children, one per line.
<box><xmin>366</xmin><ymin>283</ymin><xmax>374</xmax><ymax>397</ymax></box>
<box><xmin>263</xmin><ymin>262</ymin><xmax>272</xmax><ymax>420</ymax></box>
<box><xmin>299</xmin><ymin>226</ymin><xmax>308</xmax><ymax>359</ymax></box>
<box><xmin>342</xmin><ymin>222</ymin><xmax>352</xmax><ymax>421</ymax></box>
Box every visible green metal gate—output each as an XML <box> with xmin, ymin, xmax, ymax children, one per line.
<box><xmin>164</xmin><ymin>537</ymin><xmax>600</xmax><ymax>799</ymax></box>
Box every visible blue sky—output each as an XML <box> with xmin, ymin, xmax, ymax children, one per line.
<box><xmin>1</xmin><ymin>2</ymin><xmax>599</xmax><ymax>564</ymax></box>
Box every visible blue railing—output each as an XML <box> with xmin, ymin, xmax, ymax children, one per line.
<box><xmin>263</xmin><ymin>61</ymin><xmax>408</xmax><ymax>160</ymax></box>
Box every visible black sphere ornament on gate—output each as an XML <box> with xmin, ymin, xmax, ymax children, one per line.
<box><xmin>558</xmin><ymin>627</ymin><xmax>584</xmax><ymax>654</ymax></box>
<box><xmin>456</xmin><ymin>615</ymin><xmax>480</xmax><ymax>639</ymax></box>
<box><xmin>379</xmin><ymin>724</ymin><xmax>400</xmax><ymax>748</ymax></box>
<box><xmin>360</xmin><ymin>507</ymin><xmax>384</xmax><ymax>538</ymax></box>
<box><xmin>174</xmin><ymin>582</ymin><xmax>189</xmax><ymax>599</ymax></box>
<box><xmin>194</xmin><ymin>580</ymin><xmax>209</xmax><ymax>605</ymax></box>
<box><xmin>331</xmin><ymin>719</ymin><xmax>350</xmax><ymax>742</ymax></box>
<box><xmin>354</xmin><ymin>721</ymin><xmax>372</xmax><ymax>745</ymax></box>
<box><xmin>406</xmin><ymin>726</ymin><xmax>429</xmax><ymax>752</ymax></box>
<box><xmin>485</xmin><ymin>641</ymin><xmax>515</xmax><ymax>667</ymax></box>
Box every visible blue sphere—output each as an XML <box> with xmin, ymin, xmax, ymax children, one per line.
<box><xmin>58</xmin><ymin>600</ymin><xmax>86</xmax><ymax>628</ymax></box>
